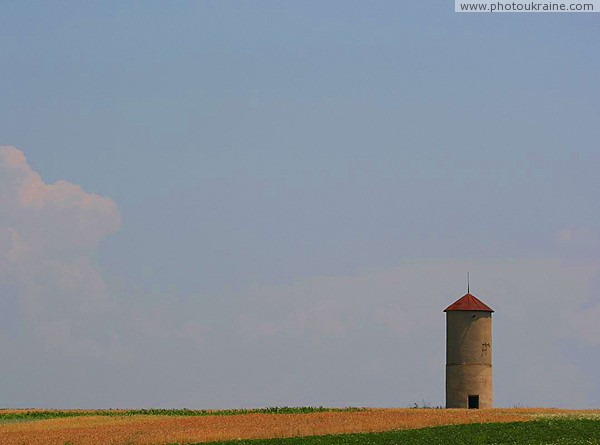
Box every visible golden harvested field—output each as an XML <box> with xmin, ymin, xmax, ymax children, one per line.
<box><xmin>1</xmin><ymin>408</ymin><xmax>599</xmax><ymax>445</ymax></box>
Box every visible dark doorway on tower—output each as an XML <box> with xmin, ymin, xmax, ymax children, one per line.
<box><xmin>468</xmin><ymin>395</ymin><xmax>480</xmax><ymax>409</ymax></box>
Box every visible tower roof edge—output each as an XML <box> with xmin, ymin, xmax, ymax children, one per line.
<box><xmin>444</xmin><ymin>293</ymin><xmax>494</xmax><ymax>312</ymax></box>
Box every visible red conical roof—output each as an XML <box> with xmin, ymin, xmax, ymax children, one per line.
<box><xmin>444</xmin><ymin>293</ymin><xmax>494</xmax><ymax>312</ymax></box>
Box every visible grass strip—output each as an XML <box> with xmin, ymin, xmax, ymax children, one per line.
<box><xmin>0</xmin><ymin>406</ymin><xmax>362</xmax><ymax>422</ymax></box>
<box><xmin>196</xmin><ymin>419</ymin><xmax>600</xmax><ymax>445</ymax></box>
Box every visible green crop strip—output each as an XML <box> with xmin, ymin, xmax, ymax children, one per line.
<box><xmin>196</xmin><ymin>419</ymin><xmax>600</xmax><ymax>445</ymax></box>
<box><xmin>0</xmin><ymin>406</ymin><xmax>363</xmax><ymax>422</ymax></box>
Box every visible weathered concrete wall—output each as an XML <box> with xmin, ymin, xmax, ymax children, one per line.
<box><xmin>446</xmin><ymin>311</ymin><xmax>493</xmax><ymax>408</ymax></box>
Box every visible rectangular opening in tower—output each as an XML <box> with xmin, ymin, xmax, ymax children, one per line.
<box><xmin>468</xmin><ymin>395</ymin><xmax>479</xmax><ymax>409</ymax></box>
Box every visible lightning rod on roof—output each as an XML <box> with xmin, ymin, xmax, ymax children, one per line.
<box><xmin>467</xmin><ymin>272</ymin><xmax>470</xmax><ymax>294</ymax></box>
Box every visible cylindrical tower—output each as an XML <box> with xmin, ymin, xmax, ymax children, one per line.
<box><xmin>444</xmin><ymin>292</ymin><xmax>493</xmax><ymax>409</ymax></box>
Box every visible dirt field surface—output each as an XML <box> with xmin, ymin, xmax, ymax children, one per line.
<box><xmin>1</xmin><ymin>408</ymin><xmax>599</xmax><ymax>445</ymax></box>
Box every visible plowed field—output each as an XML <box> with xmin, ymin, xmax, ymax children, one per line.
<box><xmin>0</xmin><ymin>408</ymin><xmax>598</xmax><ymax>445</ymax></box>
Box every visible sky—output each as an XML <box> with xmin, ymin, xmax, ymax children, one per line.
<box><xmin>1</xmin><ymin>1</ymin><xmax>599</xmax><ymax>409</ymax></box>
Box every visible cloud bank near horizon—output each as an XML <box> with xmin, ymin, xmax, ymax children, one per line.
<box><xmin>1</xmin><ymin>146</ymin><xmax>599</xmax><ymax>409</ymax></box>
<box><xmin>234</xmin><ymin>258</ymin><xmax>599</xmax><ymax>408</ymax></box>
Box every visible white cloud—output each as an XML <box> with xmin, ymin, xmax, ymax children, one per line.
<box><xmin>558</xmin><ymin>227</ymin><xmax>600</xmax><ymax>248</ymax></box>
<box><xmin>0</xmin><ymin>145</ymin><xmax>210</xmax><ymax>382</ymax></box>
<box><xmin>0</xmin><ymin>146</ymin><xmax>121</xmax><ymax>357</ymax></box>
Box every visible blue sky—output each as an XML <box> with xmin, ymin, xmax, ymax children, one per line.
<box><xmin>1</xmin><ymin>1</ymin><xmax>599</xmax><ymax>408</ymax></box>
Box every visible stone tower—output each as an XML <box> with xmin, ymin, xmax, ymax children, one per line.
<box><xmin>444</xmin><ymin>292</ymin><xmax>493</xmax><ymax>409</ymax></box>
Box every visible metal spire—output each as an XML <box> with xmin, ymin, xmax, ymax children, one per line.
<box><xmin>467</xmin><ymin>272</ymin><xmax>470</xmax><ymax>294</ymax></box>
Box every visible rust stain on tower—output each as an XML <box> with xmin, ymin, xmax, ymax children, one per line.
<box><xmin>444</xmin><ymin>292</ymin><xmax>494</xmax><ymax>409</ymax></box>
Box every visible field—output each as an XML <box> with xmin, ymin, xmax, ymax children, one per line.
<box><xmin>208</xmin><ymin>419</ymin><xmax>600</xmax><ymax>445</ymax></box>
<box><xmin>0</xmin><ymin>408</ymin><xmax>598</xmax><ymax>445</ymax></box>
